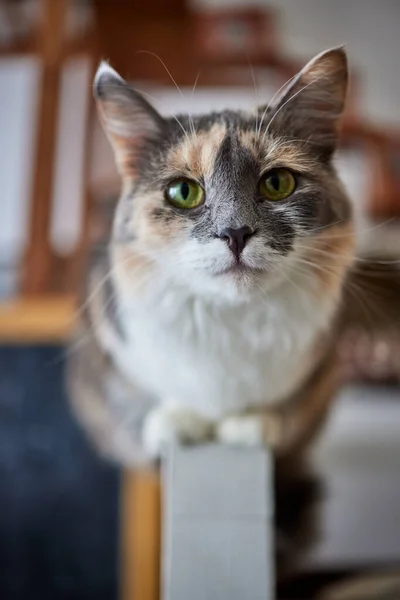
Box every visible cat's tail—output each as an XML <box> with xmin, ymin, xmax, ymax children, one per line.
<box><xmin>337</xmin><ymin>255</ymin><xmax>400</xmax><ymax>381</ymax></box>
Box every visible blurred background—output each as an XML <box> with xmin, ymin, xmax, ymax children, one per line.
<box><xmin>0</xmin><ymin>1</ymin><xmax>399</xmax><ymax>599</ymax></box>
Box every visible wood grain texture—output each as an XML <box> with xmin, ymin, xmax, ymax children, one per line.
<box><xmin>22</xmin><ymin>0</ymin><xmax>70</xmax><ymax>295</ymax></box>
<box><xmin>66</xmin><ymin>51</ymin><xmax>101</xmax><ymax>295</ymax></box>
<box><xmin>122</xmin><ymin>470</ymin><xmax>161</xmax><ymax>600</ymax></box>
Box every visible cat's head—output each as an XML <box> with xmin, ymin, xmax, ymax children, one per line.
<box><xmin>95</xmin><ymin>48</ymin><xmax>354</xmax><ymax>304</ymax></box>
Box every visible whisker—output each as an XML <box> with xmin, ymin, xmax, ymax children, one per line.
<box><xmin>247</xmin><ymin>56</ymin><xmax>259</xmax><ymax>135</ymax></box>
<box><xmin>62</xmin><ymin>263</ymin><xmax>156</xmax><ymax>363</ymax></box>
<box><xmin>69</xmin><ymin>259</ymin><xmax>128</xmax><ymax>327</ymax></box>
<box><xmin>189</xmin><ymin>71</ymin><xmax>201</xmax><ymax>139</ymax></box>
<box><xmin>136</xmin><ymin>50</ymin><xmax>185</xmax><ymax>100</ymax></box>
<box><xmin>281</xmin><ymin>268</ymin><xmax>311</xmax><ymax>297</ymax></box>
<box><xmin>296</xmin><ymin>243</ymin><xmax>400</xmax><ymax>267</ymax></box>
<box><xmin>116</xmin><ymin>83</ymin><xmax>191</xmax><ymax>144</ymax></box>
<box><xmin>136</xmin><ymin>50</ymin><xmax>193</xmax><ymax>141</ymax></box>
<box><xmin>268</xmin><ymin>216</ymin><xmax>396</xmax><ymax>242</ymax></box>
<box><xmin>292</xmin><ymin>257</ymin><xmax>393</xmax><ymax>328</ymax></box>
<box><xmin>275</xmin><ymin>134</ymin><xmax>327</xmax><ymax>148</ymax></box>
<box><xmin>257</xmin><ymin>71</ymin><xmax>299</xmax><ymax>138</ymax></box>
<box><xmin>261</xmin><ymin>72</ymin><xmax>328</xmax><ymax>144</ymax></box>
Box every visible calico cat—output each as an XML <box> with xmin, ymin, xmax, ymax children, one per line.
<box><xmin>68</xmin><ymin>47</ymin><xmax>355</xmax><ymax>469</ymax></box>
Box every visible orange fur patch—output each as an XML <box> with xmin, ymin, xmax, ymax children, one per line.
<box><xmin>135</xmin><ymin>191</ymin><xmax>190</xmax><ymax>244</ymax></box>
<box><xmin>166</xmin><ymin>123</ymin><xmax>227</xmax><ymax>180</ymax></box>
<box><xmin>239</xmin><ymin>129</ymin><xmax>317</xmax><ymax>174</ymax></box>
<box><xmin>111</xmin><ymin>244</ymin><xmax>155</xmax><ymax>293</ymax></box>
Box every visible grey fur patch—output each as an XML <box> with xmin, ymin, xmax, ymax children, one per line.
<box><xmin>151</xmin><ymin>207</ymin><xmax>178</xmax><ymax>225</ymax></box>
<box><xmin>103</xmin><ymin>270</ymin><xmax>125</xmax><ymax>341</ymax></box>
<box><xmin>112</xmin><ymin>191</ymin><xmax>137</xmax><ymax>244</ymax></box>
<box><xmin>190</xmin><ymin>129</ymin><xmax>296</xmax><ymax>255</ymax></box>
<box><xmin>86</xmin><ymin>245</ymin><xmax>125</xmax><ymax>342</ymax></box>
<box><xmin>190</xmin><ymin>131</ymin><xmax>259</xmax><ymax>242</ymax></box>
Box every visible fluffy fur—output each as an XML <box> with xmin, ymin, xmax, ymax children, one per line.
<box><xmin>69</xmin><ymin>48</ymin><xmax>355</xmax><ymax>466</ymax></box>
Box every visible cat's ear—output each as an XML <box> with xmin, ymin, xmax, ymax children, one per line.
<box><xmin>94</xmin><ymin>61</ymin><xmax>164</xmax><ymax>175</ymax></box>
<box><xmin>267</xmin><ymin>47</ymin><xmax>348</xmax><ymax>158</ymax></box>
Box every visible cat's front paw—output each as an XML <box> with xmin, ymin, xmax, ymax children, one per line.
<box><xmin>217</xmin><ymin>415</ymin><xmax>264</xmax><ymax>446</ymax></box>
<box><xmin>142</xmin><ymin>407</ymin><xmax>213</xmax><ymax>459</ymax></box>
<box><xmin>216</xmin><ymin>413</ymin><xmax>282</xmax><ymax>449</ymax></box>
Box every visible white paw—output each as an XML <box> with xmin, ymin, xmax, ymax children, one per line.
<box><xmin>142</xmin><ymin>407</ymin><xmax>212</xmax><ymax>459</ymax></box>
<box><xmin>217</xmin><ymin>415</ymin><xmax>264</xmax><ymax>447</ymax></box>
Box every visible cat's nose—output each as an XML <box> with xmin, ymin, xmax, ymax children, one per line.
<box><xmin>219</xmin><ymin>226</ymin><xmax>255</xmax><ymax>259</ymax></box>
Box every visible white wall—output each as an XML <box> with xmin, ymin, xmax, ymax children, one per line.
<box><xmin>268</xmin><ymin>0</ymin><xmax>400</xmax><ymax>125</ymax></box>
<box><xmin>195</xmin><ymin>0</ymin><xmax>400</xmax><ymax>125</ymax></box>
<box><xmin>0</xmin><ymin>58</ymin><xmax>39</xmax><ymax>265</ymax></box>
<box><xmin>51</xmin><ymin>57</ymin><xmax>91</xmax><ymax>256</ymax></box>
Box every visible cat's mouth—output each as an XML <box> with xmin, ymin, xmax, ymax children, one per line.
<box><xmin>215</xmin><ymin>262</ymin><xmax>266</xmax><ymax>277</ymax></box>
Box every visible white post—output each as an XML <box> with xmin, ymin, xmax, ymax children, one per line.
<box><xmin>162</xmin><ymin>444</ymin><xmax>275</xmax><ymax>600</ymax></box>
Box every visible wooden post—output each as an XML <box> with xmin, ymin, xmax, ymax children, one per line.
<box><xmin>122</xmin><ymin>470</ymin><xmax>161</xmax><ymax>600</ymax></box>
<box><xmin>23</xmin><ymin>0</ymin><xmax>70</xmax><ymax>295</ymax></box>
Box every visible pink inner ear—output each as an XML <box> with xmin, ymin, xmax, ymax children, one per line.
<box><xmin>267</xmin><ymin>50</ymin><xmax>348</xmax><ymax>155</ymax></box>
<box><xmin>111</xmin><ymin>134</ymin><xmax>145</xmax><ymax>178</ymax></box>
<box><xmin>98</xmin><ymin>98</ymin><xmax>145</xmax><ymax>138</ymax></box>
<box><xmin>279</xmin><ymin>48</ymin><xmax>347</xmax><ymax>111</ymax></box>
<box><xmin>97</xmin><ymin>92</ymin><xmax>162</xmax><ymax>178</ymax></box>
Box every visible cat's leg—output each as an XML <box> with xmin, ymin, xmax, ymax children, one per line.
<box><xmin>68</xmin><ymin>333</ymin><xmax>213</xmax><ymax>463</ymax></box>
<box><xmin>217</xmin><ymin>410</ymin><xmax>282</xmax><ymax>449</ymax></box>
<box><xmin>142</xmin><ymin>404</ymin><xmax>213</xmax><ymax>460</ymax></box>
<box><xmin>216</xmin><ymin>349</ymin><xmax>339</xmax><ymax>456</ymax></box>
<box><xmin>69</xmin><ymin>373</ymin><xmax>154</xmax><ymax>467</ymax></box>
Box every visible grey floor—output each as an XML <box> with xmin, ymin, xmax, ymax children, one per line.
<box><xmin>0</xmin><ymin>346</ymin><xmax>120</xmax><ymax>600</ymax></box>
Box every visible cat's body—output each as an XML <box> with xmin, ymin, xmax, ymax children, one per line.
<box><xmin>113</xmin><ymin>276</ymin><xmax>331</xmax><ymax>418</ymax></box>
<box><xmin>69</xmin><ymin>48</ymin><xmax>354</xmax><ymax>478</ymax></box>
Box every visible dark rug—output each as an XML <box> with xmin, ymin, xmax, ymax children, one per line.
<box><xmin>0</xmin><ymin>346</ymin><xmax>120</xmax><ymax>600</ymax></box>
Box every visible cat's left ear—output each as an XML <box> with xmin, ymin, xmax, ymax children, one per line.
<box><xmin>265</xmin><ymin>47</ymin><xmax>348</xmax><ymax>159</ymax></box>
<box><xmin>94</xmin><ymin>62</ymin><xmax>164</xmax><ymax>175</ymax></box>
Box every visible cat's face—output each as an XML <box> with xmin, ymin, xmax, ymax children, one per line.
<box><xmin>95</xmin><ymin>48</ymin><xmax>354</xmax><ymax>303</ymax></box>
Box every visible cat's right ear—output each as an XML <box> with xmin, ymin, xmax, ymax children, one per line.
<box><xmin>94</xmin><ymin>62</ymin><xmax>164</xmax><ymax>176</ymax></box>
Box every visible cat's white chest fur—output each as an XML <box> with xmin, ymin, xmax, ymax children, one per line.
<box><xmin>111</xmin><ymin>280</ymin><xmax>335</xmax><ymax>420</ymax></box>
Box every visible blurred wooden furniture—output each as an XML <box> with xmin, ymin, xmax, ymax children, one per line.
<box><xmin>122</xmin><ymin>470</ymin><xmax>161</xmax><ymax>600</ymax></box>
<box><xmin>21</xmin><ymin>0</ymin><xmax>98</xmax><ymax>296</ymax></box>
<box><xmin>0</xmin><ymin>0</ymin><xmax>97</xmax><ymax>299</ymax></box>
<box><xmin>23</xmin><ymin>0</ymin><xmax>71</xmax><ymax>295</ymax></box>
<box><xmin>0</xmin><ymin>294</ymin><xmax>75</xmax><ymax>343</ymax></box>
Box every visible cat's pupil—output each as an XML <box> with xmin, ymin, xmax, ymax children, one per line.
<box><xmin>180</xmin><ymin>182</ymin><xmax>190</xmax><ymax>200</ymax></box>
<box><xmin>270</xmin><ymin>174</ymin><xmax>280</xmax><ymax>190</ymax></box>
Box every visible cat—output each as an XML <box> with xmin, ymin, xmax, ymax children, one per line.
<box><xmin>68</xmin><ymin>47</ymin><xmax>355</xmax><ymax>470</ymax></box>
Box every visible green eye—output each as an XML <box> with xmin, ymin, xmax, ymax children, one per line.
<box><xmin>166</xmin><ymin>178</ymin><xmax>204</xmax><ymax>209</ymax></box>
<box><xmin>259</xmin><ymin>168</ymin><xmax>296</xmax><ymax>201</ymax></box>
